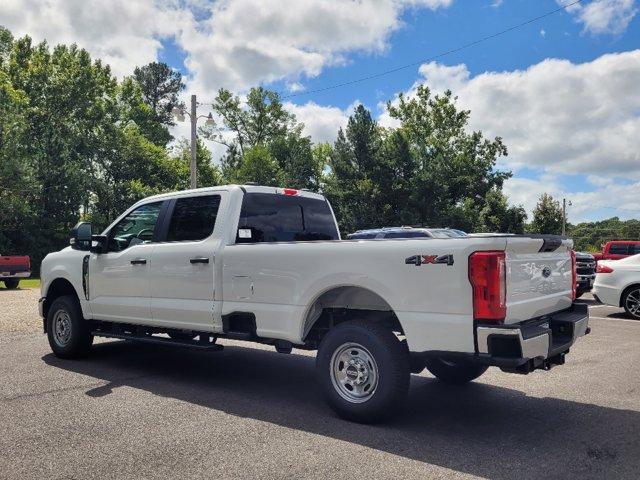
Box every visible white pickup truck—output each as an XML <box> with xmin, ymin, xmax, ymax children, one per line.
<box><xmin>39</xmin><ymin>185</ymin><xmax>589</xmax><ymax>422</ymax></box>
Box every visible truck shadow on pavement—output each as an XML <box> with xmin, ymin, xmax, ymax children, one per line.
<box><xmin>43</xmin><ymin>340</ymin><xmax>639</xmax><ymax>480</ymax></box>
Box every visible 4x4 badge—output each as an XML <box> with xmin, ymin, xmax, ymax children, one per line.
<box><xmin>405</xmin><ymin>254</ymin><xmax>454</xmax><ymax>266</ymax></box>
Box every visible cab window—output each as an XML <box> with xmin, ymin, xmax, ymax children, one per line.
<box><xmin>609</xmin><ymin>243</ymin><xmax>629</xmax><ymax>255</ymax></box>
<box><xmin>166</xmin><ymin>195</ymin><xmax>221</xmax><ymax>242</ymax></box>
<box><xmin>236</xmin><ymin>193</ymin><xmax>338</xmax><ymax>243</ymax></box>
<box><xmin>108</xmin><ymin>202</ymin><xmax>163</xmax><ymax>252</ymax></box>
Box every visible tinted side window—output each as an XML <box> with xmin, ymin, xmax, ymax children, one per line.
<box><xmin>385</xmin><ymin>231</ymin><xmax>431</xmax><ymax>239</ymax></box>
<box><xmin>348</xmin><ymin>233</ymin><xmax>377</xmax><ymax>239</ymax></box>
<box><xmin>237</xmin><ymin>193</ymin><xmax>339</xmax><ymax>243</ymax></box>
<box><xmin>167</xmin><ymin>195</ymin><xmax>221</xmax><ymax>242</ymax></box>
<box><xmin>632</xmin><ymin>245</ymin><xmax>640</xmax><ymax>255</ymax></box>
<box><xmin>109</xmin><ymin>202</ymin><xmax>163</xmax><ymax>252</ymax></box>
<box><xmin>609</xmin><ymin>243</ymin><xmax>629</xmax><ymax>255</ymax></box>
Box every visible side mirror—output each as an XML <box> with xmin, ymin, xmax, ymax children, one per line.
<box><xmin>70</xmin><ymin>222</ymin><xmax>92</xmax><ymax>251</ymax></box>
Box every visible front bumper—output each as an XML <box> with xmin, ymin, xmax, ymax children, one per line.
<box><xmin>474</xmin><ymin>303</ymin><xmax>589</xmax><ymax>373</ymax></box>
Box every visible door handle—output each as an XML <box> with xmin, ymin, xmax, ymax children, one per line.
<box><xmin>190</xmin><ymin>257</ymin><xmax>210</xmax><ymax>264</ymax></box>
<box><xmin>130</xmin><ymin>258</ymin><xmax>147</xmax><ymax>265</ymax></box>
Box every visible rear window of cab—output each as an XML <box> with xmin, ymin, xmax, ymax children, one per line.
<box><xmin>236</xmin><ymin>193</ymin><xmax>339</xmax><ymax>243</ymax></box>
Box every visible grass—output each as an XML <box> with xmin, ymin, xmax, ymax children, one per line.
<box><xmin>0</xmin><ymin>278</ymin><xmax>40</xmax><ymax>289</ymax></box>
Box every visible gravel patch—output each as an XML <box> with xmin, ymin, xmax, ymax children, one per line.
<box><xmin>0</xmin><ymin>287</ymin><xmax>41</xmax><ymax>333</ymax></box>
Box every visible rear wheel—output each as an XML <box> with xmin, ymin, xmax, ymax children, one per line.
<box><xmin>316</xmin><ymin>320</ymin><xmax>410</xmax><ymax>423</ymax></box>
<box><xmin>3</xmin><ymin>279</ymin><xmax>19</xmax><ymax>289</ymax></box>
<box><xmin>622</xmin><ymin>286</ymin><xmax>640</xmax><ymax>320</ymax></box>
<box><xmin>425</xmin><ymin>357</ymin><xmax>488</xmax><ymax>384</ymax></box>
<box><xmin>46</xmin><ymin>295</ymin><xmax>93</xmax><ymax>358</ymax></box>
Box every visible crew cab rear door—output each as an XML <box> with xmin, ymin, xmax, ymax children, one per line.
<box><xmin>149</xmin><ymin>192</ymin><xmax>227</xmax><ymax>332</ymax></box>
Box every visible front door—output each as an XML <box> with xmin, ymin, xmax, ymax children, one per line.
<box><xmin>89</xmin><ymin>201</ymin><xmax>164</xmax><ymax>324</ymax></box>
<box><xmin>149</xmin><ymin>193</ymin><xmax>223</xmax><ymax>331</ymax></box>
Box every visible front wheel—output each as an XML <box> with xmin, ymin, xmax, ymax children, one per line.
<box><xmin>3</xmin><ymin>279</ymin><xmax>19</xmax><ymax>289</ymax></box>
<box><xmin>46</xmin><ymin>295</ymin><xmax>93</xmax><ymax>358</ymax></box>
<box><xmin>425</xmin><ymin>357</ymin><xmax>488</xmax><ymax>384</ymax></box>
<box><xmin>316</xmin><ymin>320</ymin><xmax>410</xmax><ymax>423</ymax></box>
<box><xmin>622</xmin><ymin>286</ymin><xmax>640</xmax><ymax>320</ymax></box>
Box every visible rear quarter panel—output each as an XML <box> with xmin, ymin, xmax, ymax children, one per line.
<box><xmin>222</xmin><ymin>237</ymin><xmax>508</xmax><ymax>353</ymax></box>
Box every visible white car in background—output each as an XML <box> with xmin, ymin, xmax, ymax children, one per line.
<box><xmin>593</xmin><ymin>254</ymin><xmax>640</xmax><ymax>319</ymax></box>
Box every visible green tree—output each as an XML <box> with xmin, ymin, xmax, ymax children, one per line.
<box><xmin>171</xmin><ymin>138</ymin><xmax>222</xmax><ymax>189</ymax></box>
<box><xmin>230</xmin><ymin>145</ymin><xmax>285</xmax><ymax>186</ymax></box>
<box><xmin>5</xmin><ymin>37</ymin><xmax>120</xmax><ymax>269</ymax></box>
<box><xmin>133</xmin><ymin>62</ymin><xmax>184</xmax><ymax>145</ymax></box>
<box><xmin>207</xmin><ymin>86</ymin><xmax>321</xmax><ymax>189</ymax></box>
<box><xmin>529</xmin><ymin>193</ymin><xmax>563</xmax><ymax>234</ymax></box>
<box><xmin>324</xmin><ymin>105</ymin><xmax>395</xmax><ymax>233</ymax></box>
<box><xmin>386</xmin><ymin>86</ymin><xmax>510</xmax><ymax>229</ymax></box>
<box><xmin>0</xmin><ymin>68</ymin><xmax>33</xmax><ymax>254</ymax></box>
<box><xmin>476</xmin><ymin>189</ymin><xmax>527</xmax><ymax>233</ymax></box>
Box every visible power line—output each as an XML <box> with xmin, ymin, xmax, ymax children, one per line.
<box><xmin>277</xmin><ymin>0</ymin><xmax>584</xmax><ymax>100</ymax></box>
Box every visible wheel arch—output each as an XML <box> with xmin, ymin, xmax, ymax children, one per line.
<box><xmin>301</xmin><ymin>284</ymin><xmax>403</xmax><ymax>347</ymax></box>
<box><xmin>43</xmin><ymin>277</ymin><xmax>81</xmax><ymax>320</ymax></box>
<box><xmin>620</xmin><ymin>283</ymin><xmax>640</xmax><ymax>307</ymax></box>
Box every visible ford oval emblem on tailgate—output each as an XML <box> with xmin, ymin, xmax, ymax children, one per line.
<box><xmin>542</xmin><ymin>266</ymin><xmax>552</xmax><ymax>278</ymax></box>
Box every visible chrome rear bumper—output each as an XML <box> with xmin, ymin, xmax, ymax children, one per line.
<box><xmin>475</xmin><ymin>303</ymin><xmax>589</xmax><ymax>373</ymax></box>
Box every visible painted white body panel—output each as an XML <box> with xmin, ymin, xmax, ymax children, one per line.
<box><xmin>40</xmin><ymin>185</ymin><xmax>576</xmax><ymax>354</ymax></box>
<box><xmin>592</xmin><ymin>255</ymin><xmax>640</xmax><ymax>307</ymax></box>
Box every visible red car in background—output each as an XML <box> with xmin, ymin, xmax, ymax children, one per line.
<box><xmin>0</xmin><ymin>255</ymin><xmax>31</xmax><ymax>289</ymax></box>
<box><xmin>592</xmin><ymin>241</ymin><xmax>640</xmax><ymax>263</ymax></box>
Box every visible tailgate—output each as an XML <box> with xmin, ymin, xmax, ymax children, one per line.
<box><xmin>0</xmin><ymin>256</ymin><xmax>31</xmax><ymax>274</ymax></box>
<box><xmin>504</xmin><ymin>236</ymin><xmax>573</xmax><ymax>323</ymax></box>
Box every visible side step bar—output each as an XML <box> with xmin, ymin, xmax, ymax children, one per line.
<box><xmin>91</xmin><ymin>322</ymin><xmax>223</xmax><ymax>351</ymax></box>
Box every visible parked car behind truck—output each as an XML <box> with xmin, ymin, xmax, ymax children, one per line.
<box><xmin>592</xmin><ymin>240</ymin><xmax>640</xmax><ymax>263</ymax></box>
<box><xmin>39</xmin><ymin>185</ymin><xmax>589</xmax><ymax>422</ymax></box>
<box><xmin>0</xmin><ymin>254</ymin><xmax>31</xmax><ymax>289</ymax></box>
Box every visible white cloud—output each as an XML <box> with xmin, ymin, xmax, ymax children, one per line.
<box><xmin>285</xmin><ymin>101</ymin><xmax>351</xmax><ymax>144</ymax></box>
<box><xmin>0</xmin><ymin>0</ymin><xmax>454</xmax><ymax>90</ymax></box>
<box><xmin>504</xmin><ymin>176</ymin><xmax>640</xmax><ymax>223</ymax></box>
<box><xmin>560</xmin><ymin>0</ymin><xmax>638</xmax><ymax>35</ymax></box>
<box><xmin>0</xmin><ymin>0</ymin><xmax>191</xmax><ymax>77</ymax></box>
<box><xmin>387</xmin><ymin>50</ymin><xmax>640</xmax><ymax>178</ymax></box>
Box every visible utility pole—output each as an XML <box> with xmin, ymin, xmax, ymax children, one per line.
<box><xmin>190</xmin><ymin>94</ymin><xmax>197</xmax><ymax>189</ymax></box>
<box><xmin>562</xmin><ymin>198</ymin><xmax>572</xmax><ymax>236</ymax></box>
<box><xmin>172</xmin><ymin>95</ymin><xmax>215</xmax><ymax>190</ymax></box>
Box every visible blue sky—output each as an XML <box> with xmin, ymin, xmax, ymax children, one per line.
<box><xmin>2</xmin><ymin>0</ymin><xmax>639</xmax><ymax>222</ymax></box>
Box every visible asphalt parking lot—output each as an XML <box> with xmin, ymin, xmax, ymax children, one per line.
<box><xmin>1</xmin><ymin>288</ymin><xmax>639</xmax><ymax>479</ymax></box>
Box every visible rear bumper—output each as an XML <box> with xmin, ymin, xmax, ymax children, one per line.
<box><xmin>475</xmin><ymin>303</ymin><xmax>589</xmax><ymax>373</ymax></box>
<box><xmin>413</xmin><ymin>304</ymin><xmax>590</xmax><ymax>374</ymax></box>
<box><xmin>0</xmin><ymin>271</ymin><xmax>31</xmax><ymax>279</ymax></box>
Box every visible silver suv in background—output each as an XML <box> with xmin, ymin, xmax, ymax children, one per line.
<box><xmin>347</xmin><ymin>226</ymin><xmax>467</xmax><ymax>240</ymax></box>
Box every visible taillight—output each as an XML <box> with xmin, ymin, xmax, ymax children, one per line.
<box><xmin>282</xmin><ymin>188</ymin><xmax>299</xmax><ymax>196</ymax></box>
<box><xmin>570</xmin><ymin>250</ymin><xmax>577</xmax><ymax>301</ymax></box>
<box><xmin>469</xmin><ymin>251</ymin><xmax>506</xmax><ymax>322</ymax></box>
<box><xmin>596</xmin><ymin>263</ymin><xmax>614</xmax><ymax>274</ymax></box>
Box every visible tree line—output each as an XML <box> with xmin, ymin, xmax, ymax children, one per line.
<box><xmin>0</xmin><ymin>28</ymin><xmax>636</xmax><ymax>271</ymax></box>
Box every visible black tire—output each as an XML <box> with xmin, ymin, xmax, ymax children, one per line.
<box><xmin>3</xmin><ymin>279</ymin><xmax>19</xmax><ymax>289</ymax></box>
<box><xmin>46</xmin><ymin>295</ymin><xmax>93</xmax><ymax>358</ymax></box>
<box><xmin>575</xmin><ymin>290</ymin><xmax>584</xmax><ymax>299</ymax></box>
<box><xmin>425</xmin><ymin>357</ymin><xmax>488</xmax><ymax>385</ymax></box>
<box><xmin>316</xmin><ymin>320</ymin><xmax>410</xmax><ymax>423</ymax></box>
<box><xmin>622</xmin><ymin>286</ymin><xmax>640</xmax><ymax>320</ymax></box>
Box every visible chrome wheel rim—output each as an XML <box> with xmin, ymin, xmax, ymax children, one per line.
<box><xmin>330</xmin><ymin>343</ymin><xmax>378</xmax><ymax>403</ymax></box>
<box><xmin>52</xmin><ymin>309</ymin><xmax>72</xmax><ymax>347</ymax></box>
<box><xmin>626</xmin><ymin>288</ymin><xmax>640</xmax><ymax>318</ymax></box>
